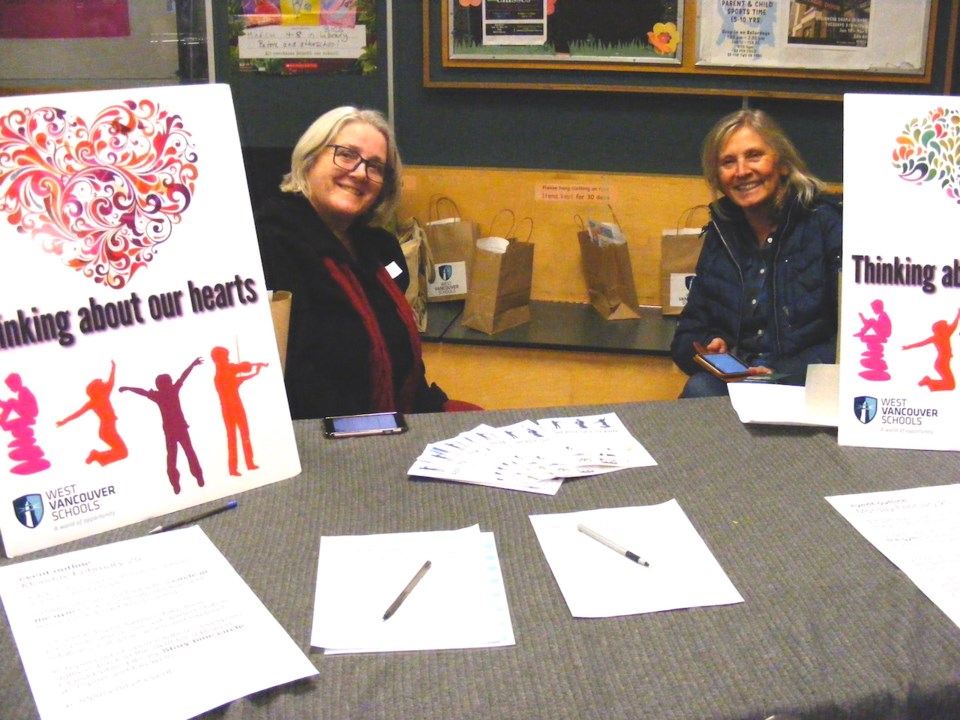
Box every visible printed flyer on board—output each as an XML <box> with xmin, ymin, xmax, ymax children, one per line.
<box><xmin>839</xmin><ymin>93</ymin><xmax>960</xmax><ymax>451</ymax></box>
<box><xmin>696</xmin><ymin>0</ymin><xmax>932</xmax><ymax>74</ymax></box>
<box><xmin>0</xmin><ymin>84</ymin><xmax>301</xmax><ymax>556</ymax></box>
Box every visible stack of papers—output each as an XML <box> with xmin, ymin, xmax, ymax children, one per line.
<box><xmin>0</xmin><ymin>527</ymin><xmax>317</xmax><ymax>720</ymax></box>
<box><xmin>311</xmin><ymin>526</ymin><xmax>515</xmax><ymax>654</ymax></box>
<box><xmin>407</xmin><ymin>412</ymin><xmax>657</xmax><ymax>494</ymax></box>
<box><xmin>529</xmin><ymin>500</ymin><xmax>744</xmax><ymax>618</ymax></box>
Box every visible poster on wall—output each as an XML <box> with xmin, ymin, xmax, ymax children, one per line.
<box><xmin>481</xmin><ymin>0</ymin><xmax>548</xmax><ymax>46</ymax></box>
<box><xmin>449</xmin><ymin>0</ymin><xmax>683</xmax><ymax>64</ymax></box>
<box><xmin>696</xmin><ymin>0</ymin><xmax>932</xmax><ymax>74</ymax></box>
<box><xmin>0</xmin><ymin>84</ymin><xmax>301</xmax><ymax>557</ymax></box>
<box><xmin>230</xmin><ymin>0</ymin><xmax>378</xmax><ymax>75</ymax></box>
<box><xmin>838</xmin><ymin>93</ymin><xmax>960</xmax><ymax>451</ymax></box>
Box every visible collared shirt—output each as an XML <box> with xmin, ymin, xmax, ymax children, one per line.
<box><xmin>737</xmin><ymin>231</ymin><xmax>777</xmax><ymax>364</ymax></box>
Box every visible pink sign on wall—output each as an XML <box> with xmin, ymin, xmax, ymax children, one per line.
<box><xmin>0</xmin><ymin>0</ymin><xmax>130</xmax><ymax>40</ymax></box>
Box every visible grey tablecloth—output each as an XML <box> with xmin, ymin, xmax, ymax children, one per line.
<box><xmin>3</xmin><ymin>398</ymin><xmax>960</xmax><ymax>720</ymax></box>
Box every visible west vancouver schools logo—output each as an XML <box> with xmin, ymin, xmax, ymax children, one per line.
<box><xmin>13</xmin><ymin>494</ymin><xmax>43</xmax><ymax>528</ymax></box>
<box><xmin>0</xmin><ymin>100</ymin><xmax>198</xmax><ymax>289</ymax></box>
<box><xmin>854</xmin><ymin>396</ymin><xmax>878</xmax><ymax>424</ymax></box>
<box><xmin>438</xmin><ymin>265</ymin><xmax>454</xmax><ymax>281</ymax></box>
<box><xmin>893</xmin><ymin>107</ymin><xmax>960</xmax><ymax>204</ymax></box>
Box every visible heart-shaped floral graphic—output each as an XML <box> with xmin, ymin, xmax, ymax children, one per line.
<box><xmin>892</xmin><ymin>107</ymin><xmax>960</xmax><ymax>205</ymax></box>
<box><xmin>0</xmin><ymin>100</ymin><xmax>198</xmax><ymax>289</ymax></box>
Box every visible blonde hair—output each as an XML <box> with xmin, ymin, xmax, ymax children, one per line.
<box><xmin>701</xmin><ymin>109</ymin><xmax>825</xmax><ymax>210</ymax></box>
<box><xmin>280</xmin><ymin>106</ymin><xmax>402</xmax><ymax>226</ymax></box>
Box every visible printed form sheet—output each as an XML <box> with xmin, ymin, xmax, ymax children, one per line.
<box><xmin>827</xmin><ymin>483</ymin><xmax>960</xmax><ymax>629</ymax></box>
<box><xmin>0</xmin><ymin>527</ymin><xmax>317</xmax><ymax>720</ymax></box>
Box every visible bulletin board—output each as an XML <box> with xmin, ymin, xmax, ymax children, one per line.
<box><xmin>425</xmin><ymin>0</ymin><xmax>958</xmax><ymax>100</ymax></box>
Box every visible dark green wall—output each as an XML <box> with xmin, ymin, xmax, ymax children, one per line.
<box><xmin>219</xmin><ymin>2</ymin><xmax>958</xmax><ymax>189</ymax></box>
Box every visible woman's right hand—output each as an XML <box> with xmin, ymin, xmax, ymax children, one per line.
<box><xmin>694</xmin><ymin>338</ymin><xmax>728</xmax><ymax>355</ymax></box>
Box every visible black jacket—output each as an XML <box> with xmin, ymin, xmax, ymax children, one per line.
<box><xmin>254</xmin><ymin>193</ymin><xmax>446</xmax><ymax>419</ymax></box>
<box><xmin>671</xmin><ymin>194</ymin><xmax>842</xmax><ymax>381</ymax></box>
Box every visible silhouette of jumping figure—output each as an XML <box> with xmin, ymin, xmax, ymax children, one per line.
<box><xmin>57</xmin><ymin>360</ymin><xmax>128</xmax><ymax>466</ymax></box>
<box><xmin>854</xmin><ymin>298</ymin><xmax>892</xmax><ymax>381</ymax></box>
<box><xmin>211</xmin><ymin>346</ymin><xmax>266</xmax><ymax>476</ymax></box>
<box><xmin>902</xmin><ymin>309</ymin><xmax>960</xmax><ymax>392</ymax></box>
<box><xmin>1</xmin><ymin>372</ymin><xmax>51</xmax><ymax>475</ymax></box>
<box><xmin>120</xmin><ymin>357</ymin><xmax>205</xmax><ymax>494</ymax></box>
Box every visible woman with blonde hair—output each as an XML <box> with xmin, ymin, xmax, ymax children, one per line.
<box><xmin>255</xmin><ymin>106</ymin><xmax>459</xmax><ymax>418</ymax></box>
<box><xmin>671</xmin><ymin>109</ymin><xmax>842</xmax><ymax>398</ymax></box>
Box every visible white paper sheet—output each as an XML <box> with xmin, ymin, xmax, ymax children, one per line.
<box><xmin>826</xmin><ymin>483</ymin><xmax>960</xmax><ymax>629</ymax></box>
<box><xmin>529</xmin><ymin>500</ymin><xmax>744</xmax><ymax>618</ymax></box>
<box><xmin>728</xmin><ymin>364</ymin><xmax>839</xmax><ymax>427</ymax></box>
<box><xmin>311</xmin><ymin>526</ymin><xmax>515</xmax><ymax>654</ymax></box>
<box><xmin>0</xmin><ymin>527</ymin><xmax>317</xmax><ymax>720</ymax></box>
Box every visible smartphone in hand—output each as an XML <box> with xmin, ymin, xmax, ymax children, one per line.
<box><xmin>694</xmin><ymin>351</ymin><xmax>750</xmax><ymax>380</ymax></box>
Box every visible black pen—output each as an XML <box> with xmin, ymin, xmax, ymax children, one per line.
<box><xmin>577</xmin><ymin>524</ymin><xmax>649</xmax><ymax>566</ymax></box>
<box><xmin>383</xmin><ymin>560</ymin><xmax>432</xmax><ymax>620</ymax></box>
<box><xmin>148</xmin><ymin>500</ymin><xmax>238</xmax><ymax>534</ymax></box>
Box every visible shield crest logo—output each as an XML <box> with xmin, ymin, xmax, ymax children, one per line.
<box><xmin>13</xmin><ymin>494</ymin><xmax>44</xmax><ymax>528</ymax></box>
<box><xmin>684</xmin><ymin>275</ymin><xmax>695</xmax><ymax>290</ymax></box>
<box><xmin>853</xmin><ymin>396</ymin><xmax>878</xmax><ymax>424</ymax></box>
<box><xmin>438</xmin><ymin>264</ymin><xmax>453</xmax><ymax>281</ymax></box>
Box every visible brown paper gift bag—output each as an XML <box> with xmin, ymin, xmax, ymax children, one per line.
<box><xmin>577</xmin><ymin>215</ymin><xmax>641</xmax><ymax>320</ymax></box>
<box><xmin>269</xmin><ymin>290</ymin><xmax>292</xmax><ymax>374</ymax></box>
<box><xmin>423</xmin><ymin>195</ymin><xmax>479</xmax><ymax>303</ymax></box>
<box><xmin>660</xmin><ymin>206</ymin><xmax>709</xmax><ymax>316</ymax></box>
<box><xmin>397</xmin><ymin>217</ymin><xmax>429</xmax><ymax>332</ymax></box>
<box><xmin>660</xmin><ymin>228</ymin><xmax>704</xmax><ymax>316</ymax></box>
<box><xmin>462</xmin><ymin>217</ymin><xmax>535</xmax><ymax>335</ymax></box>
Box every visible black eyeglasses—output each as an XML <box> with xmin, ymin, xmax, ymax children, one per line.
<box><xmin>328</xmin><ymin>145</ymin><xmax>388</xmax><ymax>183</ymax></box>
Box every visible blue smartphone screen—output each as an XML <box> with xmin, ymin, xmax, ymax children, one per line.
<box><xmin>702</xmin><ymin>353</ymin><xmax>749</xmax><ymax>375</ymax></box>
<box><xmin>332</xmin><ymin>413</ymin><xmax>400</xmax><ymax>433</ymax></box>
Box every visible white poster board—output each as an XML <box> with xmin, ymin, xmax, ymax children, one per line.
<box><xmin>839</xmin><ymin>93</ymin><xmax>960</xmax><ymax>450</ymax></box>
<box><xmin>0</xmin><ymin>84</ymin><xmax>301</xmax><ymax>556</ymax></box>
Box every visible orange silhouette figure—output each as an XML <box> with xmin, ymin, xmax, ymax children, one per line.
<box><xmin>902</xmin><ymin>309</ymin><xmax>960</xmax><ymax>391</ymax></box>
<box><xmin>120</xmin><ymin>357</ymin><xmax>204</xmax><ymax>494</ymax></box>
<box><xmin>211</xmin><ymin>346</ymin><xmax>266</xmax><ymax>476</ymax></box>
<box><xmin>57</xmin><ymin>360</ymin><xmax>128</xmax><ymax>466</ymax></box>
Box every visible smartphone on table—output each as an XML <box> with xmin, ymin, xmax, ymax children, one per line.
<box><xmin>694</xmin><ymin>351</ymin><xmax>751</xmax><ymax>381</ymax></box>
<box><xmin>322</xmin><ymin>412</ymin><xmax>407</xmax><ymax>438</ymax></box>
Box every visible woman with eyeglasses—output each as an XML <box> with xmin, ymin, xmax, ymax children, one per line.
<box><xmin>254</xmin><ymin>106</ymin><xmax>455</xmax><ymax>419</ymax></box>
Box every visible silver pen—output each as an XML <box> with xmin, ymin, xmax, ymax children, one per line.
<box><xmin>577</xmin><ymin>524</ymin><xmax>649</xmax><ymax>566</ymax></box>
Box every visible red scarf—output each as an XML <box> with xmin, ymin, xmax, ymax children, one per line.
<box><xmin>322</xmin><ymin>257</ymin><xmax>423</xmax><ymax>412</ymax></box>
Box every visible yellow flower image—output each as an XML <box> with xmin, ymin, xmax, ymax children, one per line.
<box><xmin>648</xmin><ymin>22</ymin><xmax>679</xmax><ymax>55</ymax></box>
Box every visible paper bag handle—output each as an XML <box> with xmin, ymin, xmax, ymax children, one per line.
<box><xmin>428</xmin><ymin>194</ymin><xmax>461</xmax><ymax>223</ymax></box>
<box><xmin>675</xmin><ymin>204</ymin><xmax>711</xmax><ymax>235</ymax></box>
<box><xmin>487</xmin><ymin>208</ymin><xmax>515</xmax><ymax>239</ymax></box>
<box><xmin>516</xmin><ymin>216</ymin><xmax>534</xmax><ymax>242</ymax></box>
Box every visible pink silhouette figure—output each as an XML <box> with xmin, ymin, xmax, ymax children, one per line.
<box><xmin>854</xmin><ymin>298</ymin><xmax>892</xmax><ymax>381</ymax></box>
<box><xmin>902</xmin><ymin>309</ymin><xmax>960</xmax><ymax>391</ymax></box>
<box><xmin>120</xmin><ymin>357</ymin><xmax>204</xmax><ymax>494</ymax></box>
<box><xmin>57</xmin><ymin>360</ymin><xmax>128</xmax><ymax>466</ymax></box>
<box><xmin>0</xmin><ymin>372</ymin><xmax>51</xmax><ymax>475</ymax></box>
<box><xmin>211</xmin><ymin>346</ymin><xmax>266</xmax><ymax>477</ymax></box>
